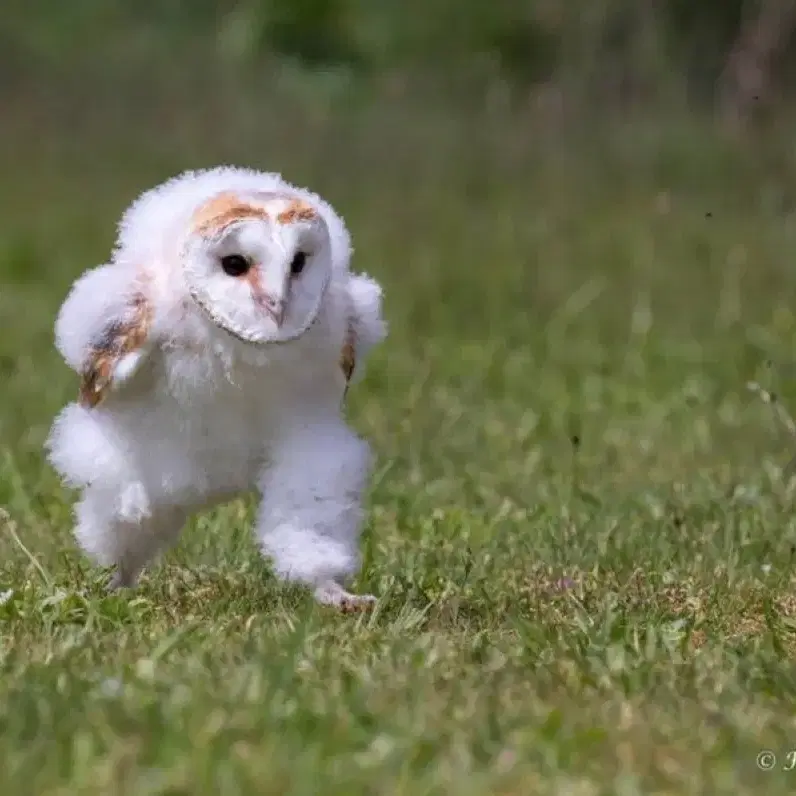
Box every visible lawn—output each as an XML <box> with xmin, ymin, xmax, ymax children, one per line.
<box><xmin>1</xmin><ymin>76</ymin><xmax>796</xmax><ymax>794</ymax></box>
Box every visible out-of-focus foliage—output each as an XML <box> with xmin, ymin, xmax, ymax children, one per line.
<box><xmin>4</xmin><ymin>0</ymin><xmax>794</xmax><ymax>108</ymax></box>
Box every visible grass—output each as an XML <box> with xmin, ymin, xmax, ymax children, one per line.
<box><xmin>3</xmin><ymin>64</ymin><xmax>796</xmax><ymax>794</ymax></box>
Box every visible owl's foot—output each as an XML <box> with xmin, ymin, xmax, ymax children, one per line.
<box><xmin>313</xmin><ymin>580</ymin><xmax>377</xmax><ymax>613</ymax></box>
<box><xmin>107</xmin><ymin>566</ymin><xmax>138</xmax><ymax>591</ymax></box>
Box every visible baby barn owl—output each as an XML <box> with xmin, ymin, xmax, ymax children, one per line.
<box><xmin>46</xmin><ymin>166</ymin><xmax>387</xmax><ymax>611</ymax></box>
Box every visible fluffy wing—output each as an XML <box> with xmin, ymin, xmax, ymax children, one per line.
<box><xmin>340</xmin><ymin>273</ymin><xmax>387</xmax><ymax>387</ymax></box>
<box><xmin>55</xmin><ymin>264</ymin><xmax>153</xmax><ymax>408</ymax></box>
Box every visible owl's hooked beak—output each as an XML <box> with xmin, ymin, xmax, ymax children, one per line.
<box><xmin>253</xmin><ymin>291</ymin><xmax>285</xmax><ymax>326</ymax></box>
<box><xmin>245</xmin><ymin>269</ymin><xmax>286</xmax><ymax>327</ymax></box>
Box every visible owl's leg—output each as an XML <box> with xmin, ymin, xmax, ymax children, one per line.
<box><xmin>74</xmin><ymin>485</ymin><xmax>187</xmax><ymax>590</ymax></box>
<box><xmin>255</xmin><ymin>418</ymin><xmax>377</xmax><ymax>611</ymax></box>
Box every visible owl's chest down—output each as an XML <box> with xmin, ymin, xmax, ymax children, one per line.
<box><xmin>117</xmin><ymin>343</ymin><xmax>345</xmax><ymax>503</ymax></box>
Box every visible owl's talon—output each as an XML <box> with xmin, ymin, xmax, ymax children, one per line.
<box><xmin>107</xmin><ymin>567</ymin><xmax>135</xmax><ymax>592</ymax></box>
<box><xmin>314</xmin><ymin>581</ymin><xmax>377</xmax><ymax>612</ymax></box>
<box><xmin>107</xmin><ymin>572</ymin><xmax>124</xmax><ymax>592</ymax></box>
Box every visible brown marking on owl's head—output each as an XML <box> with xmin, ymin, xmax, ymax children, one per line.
<box><xmin>276</xmin><ymin>199</ymin><xmax>318</xmax><ymax>225</ymax></box>
<box><xmin>191</xmin><ymin>192</ymin><xmax>271</xmax><ymax>237</ymax></box>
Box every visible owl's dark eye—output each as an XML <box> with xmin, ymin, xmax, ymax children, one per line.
<box><xmin>220</xmin><ymin>254</ymin><xmax>250</xmax><ymax>277</ymax></box>
<box><xmin>290</xmin><ymin>251</ymin><xmax>307</xmax><ymax>276</ymax></box>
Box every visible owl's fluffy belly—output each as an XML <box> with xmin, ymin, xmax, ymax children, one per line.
<box><xmin>58</xmin><ymin>342</ymin><xmax>343</xmax><ymax>511</ymax></box>
<box><xmin>108</xmin><ymin>378</ymin><xmax>281</xmax><ymax>507</ymax></box>
<box><xmin>140</xmin><ymin>413</ymin><xmax>266</xmax><ymax>499</ymax></box>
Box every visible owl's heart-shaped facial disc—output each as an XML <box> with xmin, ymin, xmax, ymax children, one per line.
<box><xmin>183</xmin><ymin>191</ymin><xmax>332</xmax><ymax>345</ymax></box>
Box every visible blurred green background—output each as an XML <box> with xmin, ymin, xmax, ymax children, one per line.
<box><xmin>3</xmin><ymin>2</ymin><xmax>796</xmax><ymax>794</ymax></box>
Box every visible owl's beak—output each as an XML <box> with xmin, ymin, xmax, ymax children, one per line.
<box><xmin>246</xmin><ymin>270</ymin><xmax>285</xmax><ymax>326</ymax></box>
<box><xmin>271</xmin><ymin>301</ymin><xmax>285</xmax><ymax>327</ymax></box>
<box><xmin>255</xmin><ymin>293</ymin><xmax>285</xmax><ymax>326</ymax></box>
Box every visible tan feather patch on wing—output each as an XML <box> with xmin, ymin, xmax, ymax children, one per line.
<box><xmin>191</xmin><ymin>192</ymin><xmax>271</xmax><ymax>237</ymax></box>
<box><xmin>79</xmin><ymin>293</ymin><xmax>152</xmax><ymax>408</ymax></box>
<box><xmin>340</xmin><ymin>320</ymin><xmax>356</xmax><ymax>394</ymax></box>
<box><xmin>276</xmin><ymin>199</ymin><xmax>318</xmax><ymax>225</ymax></box>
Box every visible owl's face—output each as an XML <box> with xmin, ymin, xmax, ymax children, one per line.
<box><xmin>180</xmin><ymin>191</ymin><xmax>333</xmax><ymax>345</ymax></box>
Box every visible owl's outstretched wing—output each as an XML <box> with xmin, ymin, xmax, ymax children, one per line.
<box><xmin>339</xmin><ymin>273</ymin><xmax>387</xmax><ymax>389</ymax></box>
<box><xmin>78</xmin><ymin>293</ymin><xmax>152</xmax><ymax>408</ymax></box>
<box><xmin>55</xmin><ymin>264</ymin><xmax>153</xmax><ymax>408</ymax></box>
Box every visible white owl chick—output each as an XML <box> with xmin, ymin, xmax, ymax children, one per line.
<box><xmin>46</xmin><ymin>166</ymin><xmax>387</xmax><ymax>611</ymax></box>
